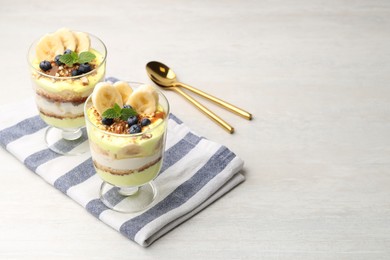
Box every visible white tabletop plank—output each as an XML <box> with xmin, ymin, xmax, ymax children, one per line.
<box><xmin>1</xmin><ymin>0</ymin><xmax>389</xmax><ymax>259</ymax></box>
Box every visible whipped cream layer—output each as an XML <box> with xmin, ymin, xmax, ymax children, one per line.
<box><xmin>35</xmin><ymin>94</ymin><xmax>84</xmax><ymax>116</ymax></box>
<box><xmin>91</xmin><ymin>145</ymin><xmax>163</xmax><ymax>187</ymax></box>
<box><xmin>91</xmin><ymin>146</ymin><xmax>162</xmax><ymax>170</ymax></box>
<box><xmin>35</xmin><ymin>94</ymin><xmax>85</xmax><ymax>129</ymax></box>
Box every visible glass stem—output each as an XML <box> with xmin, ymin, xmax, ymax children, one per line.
<box><xmin>62</xmin><ymin>128</ymin><xmax>82</xmax><ymax>140</ymax></box>
<box><xmin>119</xmin><ymin>187</ymin><xmax>139</xmax><ymax>196</ymax></box>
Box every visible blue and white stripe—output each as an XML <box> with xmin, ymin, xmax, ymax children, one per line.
<box><xmin>0</xmin><ymin>97</ymin><xmax>245</xmax><ymax>247</ymax></box>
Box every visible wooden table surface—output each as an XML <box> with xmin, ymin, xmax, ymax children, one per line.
<box><xmin>1</xmin><ymin>0</ymin><xmax>389</xmax><ymax>259</ymax></box>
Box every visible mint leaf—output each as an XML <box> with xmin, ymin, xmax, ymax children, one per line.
<box><xmin>71</xmin><ymin>51</ymin><xmax>78</xmax><ymax>60</ymax></box>
<box><xmin>113</xmin><ymin>103</ymin><xmax>122</xmax><ymax>114</ymax></box>
<box><xmin>59</xmin><ymin>53</ymin><xmax>76</xmax><ymax>66</ymax></box>
<box><xmin>102</xmin><ymin>108</ymin><xmax>120</xmax><ymax>119</ymax></box>
<box><xmin>58</xmin><ymin>51</ymin><xmax>95</xmax><ymax>66</ymax></box>
<box><xmin>78</xmin><ymin>51</ymin><xmax>96</xmax><ymax>64</ymax></box>
<box><xmin>120</xmin><ymin>107</ymin><xmax>137</xmax><ymax>121</ymax></box>
<box><xmin>101</xmin><ymin>103</ymin><xmax>123</xmax><ymax>119</ymax></box>
<box><xmin>102</xmin><ymin>103</ymin><xmax>137</xmax><ymax>121</ymax></box>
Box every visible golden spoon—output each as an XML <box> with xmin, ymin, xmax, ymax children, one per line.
<box><xmin>146</xmin><ymin>61</ymin><xmax>235</xmax><ymax>133</ymax></box>
<box><xmin>146</xmin><ymin>61</ymin><xmax>252</xmax><ymax>120</ymax></box>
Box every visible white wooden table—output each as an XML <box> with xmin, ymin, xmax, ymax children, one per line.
<box><xmin>1</xmin><ymin>0</ymin><xmax>389</xmax><ymax>259</ymax></box>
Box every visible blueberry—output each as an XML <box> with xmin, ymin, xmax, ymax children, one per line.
<box><xmin>54</xmin><ymin>55</ymin><xmax>64</xmax><ymax>66</ymax></box>
<box><xmin>127</xmin><ymin>115</ymin><xmax>138</xmax><ymax>126</ymax></box>
<box><xmin>129</xmin><ymin>124</ymin><xmax>142</xmax><ymax>134</ymax></box>
<box><xmin>78</xmin><ymin>63</ymin><xmax>91</xmax><ymax>74</ymax></box>
<box><xmin>102</xmin><ymin>117</ymin><xmax>114</xmax><ymax>126</ymax></box>
<box><xmin>71</xmin><ymin>69</ymin><xmax>79</xmax><ymax>77</ymax></box>
<box><xmin>39</xmin><ymin>60</ymin><xmax>52</xmax><ymax>71</ymax></box>
<box><xmin>64</xmin><ymin>49</ymin><xmax>72</xmax><ymax>54</ymax></box>
<box><xmin>140</xmin><ymin>118</ymin><xmax>151</xmax><ymax>127</ymax></box>
<box><xmin>123</xmin><ymin>105</ymin><xmax>133</xmax><ymax>109</ymax></box>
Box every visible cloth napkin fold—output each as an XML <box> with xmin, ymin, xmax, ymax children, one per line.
<box><xmin>0</xmin><ymin>83</ymin><xmax>245</xmax><ymax>247</ymax></box>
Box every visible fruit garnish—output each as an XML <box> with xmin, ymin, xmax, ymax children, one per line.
<box><xmin>140</xmin><ymin>118</ymin><xmax>151</xmax><ymax>127</ymax></box>
<box><xmin>126</xmin><ymin>85</ymin><xmax>159</xmax><ymax>115</ymax></box>
<box><xmin>92</xmin><ymin>82</ymin><xmax>124</xmax><ymax>114</ymax></box>
<box><xmin>78</xmin><ymin>63</ymin><xmax>92</xmax><ymax>74</ymax></box>
<box><xmin>35</xmin><ymin>28</ymin><xmax>91</xmax><ymax>61</ymax></box>
<box><xmin>59</xmin><ymin>50</ymin><xmax>96</xmax><ymax>67</ymax></box>
<box><xmin>39</xmin><ymin>60</ymin><xmax>52</xmax><ymax>71</ymax></box>
<box><xmin>91</xmin><ymin>82</ymin><xmax>161</xmax><ymax>134</ymax></box>
<box><xmin>36</xmin><ymin>33</ymin><xmax>64</xmax><ymax>61</ymax></box>
<box><xmin>129</xmin><ymin>124</ymin><xmax>142</xmax><ymax>134</ymax></box>
<box><xmin>127</xmin><ymin>115</ymin><xmax>138</xmax><ymax>126</ymax></box>
<box><xmin>56</xmin><ymin>28</ymin><xmax>77</xmax><ymax>51</ymax></box>
<box><xmin>102</xmin><ymin>117</ymin><xmax>114</xmax><ymax>126</ymax></box>
<box><xmin>54</xmin><ymin>55</ymin><xmax>64</xmax><ymax>66</ymax></box>
<box><xmin>73</xmin><ymin>31</ymin><xmax>90</xmax><ymax>53</ymax></box>
<box><xmin>114</xmin><ymin>81</ymin><xmax>133</xmax><ymax>104</ymax></box>
<box><xmin>102</xmin><ymin>103</ymin><xmax>137</xmax><ymax>121</ymax></box>
<box><xmin>71</xmin><ymin>69</ymin><xmax>79</xmax><ymax>77</ymax></box>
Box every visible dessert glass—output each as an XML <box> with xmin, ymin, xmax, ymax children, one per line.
<box><xmin>84</xmin><ymin>83</ymin><xmax>170</xmax><ymax>213</ymax></box>
<box><xmin>27</xmin><ymin>33</ymin><xmax>107</xmax><ymax>155</ymax></box>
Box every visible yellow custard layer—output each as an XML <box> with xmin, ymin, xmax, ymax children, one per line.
<box><xmin>39</xmin><ymin>113</ymin><xmax>85</xmax><ymax>129</ymax></box>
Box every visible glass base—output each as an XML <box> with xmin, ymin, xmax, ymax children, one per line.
<box><xmin>45</xmin><ymin>126</ymin><xmax>89</xmax><ymax>155</ymax></box>
<box><xmin>100</xmin><ymin>181</ymin><xmax>158</xmax><ymax>213</ymax></box>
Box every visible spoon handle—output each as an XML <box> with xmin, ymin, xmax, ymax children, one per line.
<box><xmin>175</xmin><ymin>82</ymin><xmax>252</xmax><ymax>120</ymax></box>
<box><xmin>172</xmin><ymin>87</ymin><xmax>234</xmax><ymax>134</ymax></box>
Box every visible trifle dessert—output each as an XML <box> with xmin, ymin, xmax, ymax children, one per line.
<box><xmin>27</xmin><ymin>28</ymin><xmax>106</xmax><ymax>154</ymax></box>
<box><xmin>84</xmin><ymin>81</ymin><xmax>169</xmax><ymax>212</ymax></box>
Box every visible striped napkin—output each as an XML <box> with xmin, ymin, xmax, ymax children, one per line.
<box><xmin>0</xmin><ymin>87</ymin><xmax>245</xmax><ymax>247</ymax></box>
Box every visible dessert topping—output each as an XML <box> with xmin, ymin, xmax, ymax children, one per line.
<box><xmin>140</xmin><ymin>118</ymin><xmax>151</xmax><ymax>127</ymax></box>
<box><xmin>114</xmin><ymin>81</ymin><xmax>133</xmax><ymax>103</ymax></box>
<box><xmin>92</xmin><ymin>82</ymin><xmax>124</xmax><ymax>115</ymax></box>
<box><xmin>102</xmin><ymin>117</ymin><xmax>114</xmax><ymax>126</ymax></box>
<box><xmin>125</xmin><ymin>85</ymin><xmax>158</xmax><ymax>115</ymax></box>
<box><xmin>58</xmin><ymin>50</ymin><xmax>95</xmax><ymax>67</ymax></box>
<box><xmin>36</xmin><ymin>28</ymin><xmax>90</xmax><ymax>61</ymax></box>
<box><xmin>129</xmin><ymin>124</ymin><xmax>142</xmax><ymax>134</ymax></box>
<box><xmin>102</xmin><ymin>103</ymin><xmax>137</xmax><ymax>122</ymax></box>
<box><xmin>127</xmin><ymin>115</ymin><xmax>139</xmax><ymax>126</ymax></box>
<box><xmin>39</xmin><ymin>60</ymin><xmax>52</xmax><ymax>71</ymax></box>
<box><xmin>91</xmin><ymin>81</ymin><xmax>164</xmax><ymax>135</ymax></box>
<box><xmin>54</xmin><ymin>55</ymin><xmax>64</xmax><ymax>66</ymax></box>
<box><xmin>35</xmin><ymin>28</ymin><xmax>97</xmax><ymax>78</ymax></box>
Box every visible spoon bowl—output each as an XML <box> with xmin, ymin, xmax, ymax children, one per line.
<box><xmin>146</xmin><ymin>61</ymin><xmax>177</xmax><ymax>87</ymax></box>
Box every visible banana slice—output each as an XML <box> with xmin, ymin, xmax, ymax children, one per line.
<box><xmin>35</xmin><ymin>33</ymin><xmax>64</xmax><ymax>61</ymax></box>
<box><xmin>55</xmin><ymin>28</ymin><xmax>77</xmax><ymax>51</ymax></box>
<box><xmin>114</xmin><ymin>81</ymin><xmax>133</xmax><ymax>104</ymax></box>
<box><xmin>126</xmin><ymin>85</ymin><xmax>159</xmax><ymax>115</ymax></box>
<box><xmin>73</xmin><ymin>31</ymin><xmax>91</xmax><ymax>53</ymax></box>
<box><xmin>92</xmin><ymin>82</ymin><xmax>123</xmax><ymax>115</ymax></box>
